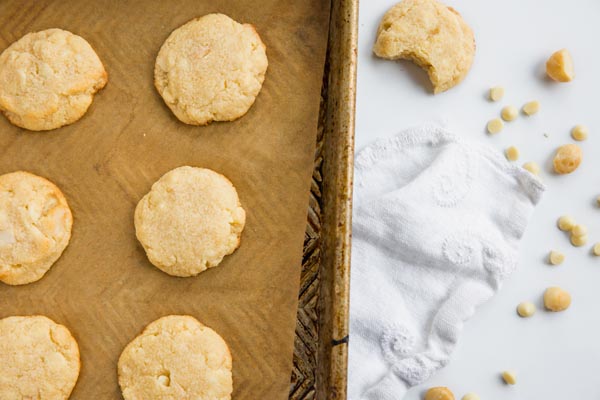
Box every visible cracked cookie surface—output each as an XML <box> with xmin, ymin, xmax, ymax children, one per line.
<box><xmin>118</xmin><ymin>315</ymin><xmax>232</xmax><ymax>400</ymax></box>
<box><xmin>0</xmin><ymin>316</ymin><xmax>80</xmax><ymax>400</ymax></box>
<box><xmin>134</xmin><ymin>166</ymin><xmax>245</xmax><ymax>277</ymax></box>
<box><xmin>154</xmin><ymin>13</ymin><xmax>268</xmax><ymax>125</ymax></box>
<box><xmin>0</xmin><ymin>28</ymin><xmax>107</xmax><ymax>131</ymax></box>
<box><xmin>374</xmin><ymin>0</ymin><xmax>475</xmax><ymax>93</ymax></box>
<box><xmin>0</xmin><ymin>171</ymin><xmax>73</xmax><ymax>285</ymax></box>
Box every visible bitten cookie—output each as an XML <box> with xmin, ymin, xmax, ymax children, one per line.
<box><xmin>373</xmin><ymin>0</ymin><xmax>475</xmax><ymax>93</ymax></box>
<box><xmin>154</xmin><ymin>13</ymin><xmax>268</xmax><ymax>125</ymax></box>
<box><xmin>0</xmin><ymin>28</ymin><xmax>107</xmax><ymax>131</ymax></box>
<box><xmin>0</xmin><ymin>171</ymin><xmax>73</xmax><ymax>285</ymax></box>
<box><xmin>134</xmin><ymin>166</ymin><xmax>245</xmax><ymax>277</ymax></box>
<box><xmin>118</xmin><ymin>315</ymin><xmax>233</xmax><ymax>400</ymax></box>
<box><xmin>0</xmin><ymin>316</ymin><xmax>80</xmax><ymax>399</ymax></box>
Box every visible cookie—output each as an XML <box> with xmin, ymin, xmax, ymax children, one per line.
<box><xmin>0</xmin><ymin>171</ymin><xmax>73</xmax><ymax>285</ymax></box>
<box><xmin>134</xmin><ymin>166</ymin><xmax>245</xmax><ymax>277</ymax></box>
<box><xmin>118</xmin><ymin>315</ymin><xmax>233</xmax><ymax>400</ymax></box>
<box><xmin>373</xmin><ymin>0</ymin><xmax>475</xmax><ymax>93</ymax></box>
<box><xmin>0</xmin><ymin>28</ymin><xmax>107</xmax><ymax>131</ymax></box>
<box><xmin>0</xmin><ymin>316</ymin><xmax>80</xmax><ymax>399</ymax></box>
<box><xmin>155</xmin><ymin>13</ymin><xmax>268</xmax><ymax>125</ymax></box>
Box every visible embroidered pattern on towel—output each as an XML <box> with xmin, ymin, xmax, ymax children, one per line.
<box><xmin>348</xmin><ymin>124</ymin><xmax>544</xmax><ymax>400</ymax></box>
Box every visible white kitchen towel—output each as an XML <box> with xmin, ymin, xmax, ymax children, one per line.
<box><xmin>347</xmin><ymin>124</ymin><xmax>544</xmax><ymax>400</ymax></box>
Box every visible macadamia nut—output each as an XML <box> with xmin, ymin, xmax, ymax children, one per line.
<box><xmin>544</xmin><ymin>287</ymin><xmax>571</xmax><ymax>311</ymax></box>
<box><xmin>553</xmin><ymin>144</ymin><xmax>582</xmax><ymax>174</ymax></box>
<box><xmin>546</xmin><ymin>49</ymin><xmax>574</xmax><ymax>82</ymax></box>
<box><xmin>425</xmin><ymin>387</ymin><xmax>455</xmax><ymax>400</ymax></box>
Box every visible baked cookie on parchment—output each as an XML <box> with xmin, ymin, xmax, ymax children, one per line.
<box><xmin>134</xmin><ymin>166</ymin><xmax>245</xmax><ymax>277</ymax></box>
<box><xmin>0</xmin><ymin>171</ymin><xmax>73</xmax><ymax>285</ymax></box>
<box><xmin>118</xmin><ymin>315</ymin><xmax>233</xmax><ymax>400</ymax></box>
<box><xmin>374</xmin><ymin>0</ymin><xmax>475</xmax><ymax>93</ymax></box>
<box><xmin>0</xmin><ymin>28</ymin><xmax>107</xmax><ymax>131</ymax></box>
<box><xmin>154</xmin><ymin>13</ymin><xmax>268</xmax><ymax>125</ymax></box>
<box><xmin>0</xmin><ymin>315</ymin><xmax>80</xmax><ymax>400</ymax></box>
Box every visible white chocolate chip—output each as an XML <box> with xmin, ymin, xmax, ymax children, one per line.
<box><xmin>161</xmin><ymin>88</ymin><xmax>175</xmax><ymax>104</ymax></box>
<box><xmin>571</xmin><ymin>125</ymin><xmax>588</xmax><ymax>141</ymax></box>
<box><xmin>16</xmin><ymin>69</ymin><xmax>27</xmax><ymax>86</ymax></box>
<box><xmin>489</xmin><ymin>86</ymin><xmax>505</xmax><ymax>101</ymax></box>
<box><xmin>49</xmin><ymin>31</ymin><xmax>67</xmax><ymax>45</ymax></box>
<box><xmin>487</xmin><ymin>118</ymin><xmax>504</xmax><ymax>134</ymax></box>
<box><xmin>157</xmin><ymin>374</ymin><xmax>170</xmax><ymax>386</ymax></box>
<box><xmin>67</xmin><ymin>35</ymin><xmax>85</xmax><ymax>52</ymax></box>
<box><xmin>0</xmin><ymin>229</ymin><xmax>16</xmax><ymax>246</ymax></box>
<box><xmin>522</xmin><ymin>162</ymin><xmax>540</xmax><ymax>175</ymax></box>
<box><xmin>505</xmin><ymin>146</ymin><xmax>519</xmax><ymax>161</ymax></box>
<box><xmin>167</xmin><ymin>52</ymin><xmax>177</xmax><ymax>68</ymax></box>
<box><xmin>177</xmin><ymin>58</ymin><xmax>190</xmax><ymax>70</ymax></box>
<box><xmin>557</xmin><ymin>216</ymin><xmax>576</xmax><ymax>231</ymax></box>
<box><xmin>522</xmin><ymin>100</ymin><xmax>540</xmax><ymax>116</ymax></box>
<box><xmin>39</xmin><ymin>63</ymin><xmax>54</xmax><ymax>80</ymax></box>
<box><xmin>572</xmin><ymin>224</ymin><xmax>587</xmax><ymax>237</ymax></box>
<box><xmin>548</xmin><ymin>250</ymin><xmax>565</xmax><ymax>265</ymax></box>
<box><xmin>52</xmin><ymin>208</ymin><xmax>67</xmax><ymax>238</ymax></box>
<box><xmin>517</xmin><ymin>301</ymin><xmax>536</xmax><ymax>318</ymax></box>
<box><xmin>571</xmin><ymin>234</ymin><xmax>588</xmax><ymax>247</ymax></box>
<box><xmin>502</xmin><ymin>370</ymin><xmax>517</xmax><ymax>385</ymax></box>
<box><xmin>501</xmin><ymin>106</ymin><xmax>518</xmax><ymax>122</ymax></box>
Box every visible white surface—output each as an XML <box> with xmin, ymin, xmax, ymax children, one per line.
<box><xmin>355</xmin><ymin>1</ymin><xmax>600</xmax><ymax>399</ymax></box>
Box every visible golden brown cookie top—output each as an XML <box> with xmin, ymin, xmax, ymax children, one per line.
<box><xmin>0</xmin><ymin>171</ymin><xmax>72</xmax><ymax>285</ymax></box>
<box><xmin>374</xmin><ymin>0</ymin><xmax>475</xmax><ymax>93</ymax></box>
<box><xmin>0</xmin><ymin>28</ymin><xmax>107</xmax><ymax>130</ymax></box>
<box><xmin>155</xmin><ymin>13</ymin><xmax>268</xmax><ymax>125</ymax></box>
<box><xmin>0</xmin><ymin>315</ymin><xmax>80</xmax><ymax>399</ymax></box>
<box><xmin>134</xmin><ymin>166</ymin><xmax>245</xmax><ymax>277</ymax></box>
<box><xmin>118</xmin><ymin>315</ymin><xmax>233</xmax><ymax>400</ymax></box>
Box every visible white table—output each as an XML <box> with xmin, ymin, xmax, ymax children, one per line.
<box><xmin>355</xmin><ymin>1</ymin><xmax>600</xmax><ymax>398</ymax></box>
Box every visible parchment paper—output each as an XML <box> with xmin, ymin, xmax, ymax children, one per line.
<box><xmin>0</xmin><ymin>1</ymin><xmax>330</xmax><ymax>398</ymax></box>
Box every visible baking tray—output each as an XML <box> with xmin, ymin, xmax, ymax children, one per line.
<box><xmin>290</xmin><ymin>0</ymin><xmax>357</xmax><ymax>398</ymax></box>
<box><xmin>0</xmin><ymin>1</ymin><xmax>332</xmax><ymax>398</ymax></box>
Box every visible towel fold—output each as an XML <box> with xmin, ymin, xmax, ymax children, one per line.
<box><xmin>348</xmin><ymin>124</ymin><xmax>544</xmax><ymax>399</ymax></box>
